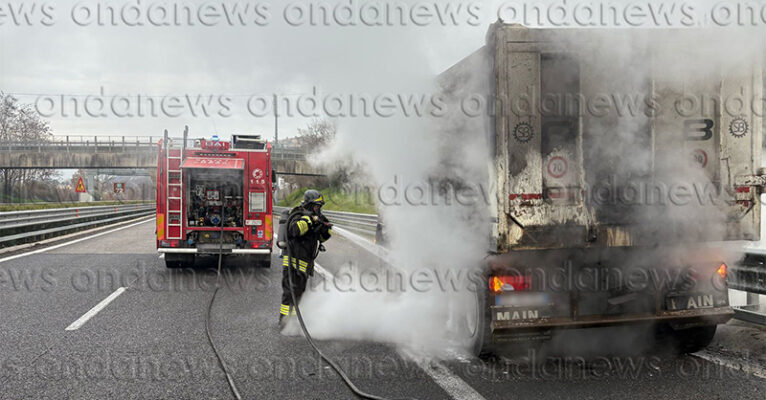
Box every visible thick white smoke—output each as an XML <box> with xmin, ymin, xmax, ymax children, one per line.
<box><xmin>294</xmin><ymin>20</ymin><xmax>766</xmax><ymax>358</ymax></box>
<box><xmin>297</xmin><ymin>111</ymin><xmax>492</xmax><ymax>356</ymax></box>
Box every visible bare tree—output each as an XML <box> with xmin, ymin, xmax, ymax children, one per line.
<box><xmin>296</xmin><ymin>119</ymin><xmax>336</xmax><ymax>150</ymax></box>
<box><xmin>0</xmin><ymin>93</ymin><xmax>53</xmax><ymax>201</ymax></box>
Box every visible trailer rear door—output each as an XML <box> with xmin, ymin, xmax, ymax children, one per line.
<box><xmin>495</xmin><ymin>27</ymin><xmax>763</xmax><ymax>249</ymax></box>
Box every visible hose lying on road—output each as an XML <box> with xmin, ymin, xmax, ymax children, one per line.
<box><xmin>205</xmin><ymin>197</ymin><xmax>243</xmax><ymax>400</ymax></box>
<box><xmin>204</xmin><ymin>205</ymin><xmax>415</xmax><ymax>400</ymax></box>
<box><xmin>286</xmin><ymin>233</ymin><xmax>417</xmax><ymax>400</ymax></box>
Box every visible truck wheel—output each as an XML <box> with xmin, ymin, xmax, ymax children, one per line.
<box><xmin>241</xmin><ymin>255</ymin><xmax>269</xmax><ymax>268</ymax></box>
<box><xmin>470</xmin><ymin>274</ymin><xmax>494</xmax><ymax>359</ymax></box>
<box><xmin>255</xmin><ymin>256</ymin><xmax>272</xmax><ymax>268</ymax></box>
<box><xmin>670</xmin><ymin>325</ymin><xmax>717</xmax><ymax>354</ymax></box>
<box><xmin>165</xmin><ymin>254</ymin><xmax>193</xmax><ymax>269</ymax></box>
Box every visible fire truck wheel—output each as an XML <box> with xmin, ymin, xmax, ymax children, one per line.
<box><xmin>669</xmin><ymin>325</ymin><xmax>717</xmax><ymax>354</ymax></box>
<box><xmin>251</xmin><ymin>255</ymin><xmax>271</xmax><ymax>268</ymax></box>
<box><xmin>165</xmin><ymin>254</ymin><xmax>193</xmax><ymax>269</ymax></box>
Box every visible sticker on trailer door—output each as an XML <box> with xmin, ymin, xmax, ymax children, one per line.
<box><xmin>692</xmin><ymin>149</ymin><xmax>708</xmax><ymax>168</ymax></box>
<box><xmin>513</xmin><ymin>122</ymin><xmax>534</xmax><ymax>143</ymax></box>
<box><xmin>729</xmin><ymin>116</ymin><xmax>748</xmax><ymax>138</ymax></box>
<box><xmin>684</xmin><ymin>119</ymin><xmax>714</xmax><ymax>141</ymax></box>
<box><xmin>546</xmin><ymin>156</ymin><xmax>568</xmax><ymax>178</ymax></box>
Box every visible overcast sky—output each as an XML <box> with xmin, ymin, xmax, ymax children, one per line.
<box><xmin>1</xmin><ymin>0</ymin><xmax>758</xmax><ymax>142</ymax></box>
<box><xmin>0</xmin><ymin>0</ymin><xmax>491</xmax><ymax>141</ymax></box>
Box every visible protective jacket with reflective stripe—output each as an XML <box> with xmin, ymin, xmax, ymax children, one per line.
<box><xmin>284</xmin><ymin>206</ymin><xmax>331</xmax><ymax>274</ymax></box>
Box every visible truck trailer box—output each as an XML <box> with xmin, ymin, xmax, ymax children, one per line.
<box><xmin>440</xmin><ymin>24</ymin><xmax>763</xmax><ymax>355</ymax></box>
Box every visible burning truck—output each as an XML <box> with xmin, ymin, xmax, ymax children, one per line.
<box><xmin>155</xmin><ymin>128</ymin><xmax>274</xmax><ymax>268</ymax></box>
<box><xmin>437</xmin><ymin>24</ymin><xmax>764</xmax><ymax>355</ymax></box>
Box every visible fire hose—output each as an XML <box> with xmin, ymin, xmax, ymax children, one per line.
<box><xmin>285</xmin><ymin>212</ymin><xmax>417</xmax><ymax>400</ymax></box>
<box><xmin>204</xmin><ymin>204</ymin><xmax>415</xmax><ymax>400</ymax></box>
<box><xmin>205</xmin><ymin>195</ymin><xmax>243</xmax><ymax>400</ymax></box>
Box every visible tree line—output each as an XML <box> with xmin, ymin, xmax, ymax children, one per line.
<box><xmin>0</xmin><ymin>93</ymin><xmax>59</xmax><ymax>202</ymax></box>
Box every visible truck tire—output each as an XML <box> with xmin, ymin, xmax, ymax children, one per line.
<box><xmin>165</xmin><ymin>254</ymin><xmax>193</xmax><ymax>269</ymax></box>
<box><xmin>471</xmin><ymin>274</ymin><xmax>494</xmax><ymax>359</ymax></box>
<box><xmin>670</xmin><ymin>325</ymin><xmax>717</xmax><ymax>354</ymax></box>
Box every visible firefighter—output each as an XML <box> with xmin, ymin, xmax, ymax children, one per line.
<box><xmin>279</xmin><ymin>189</ymin><xmax>332</xmax><ymax>327</ymax></box>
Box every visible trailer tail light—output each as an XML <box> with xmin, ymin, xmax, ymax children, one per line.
<box><xmin>490</xmin><ymin>275</ymin><xmax>530</xmax><ymax>293</ymax></box>
<box><xmin>717</xmin><ymin>263</ymin><xmax>727</xmax><ymax>279</ymax></box>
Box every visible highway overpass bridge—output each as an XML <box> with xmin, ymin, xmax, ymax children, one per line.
<box><xmin>0</xmin><ymin>135</ymin><xmax>317</xmax><ymax>176</ymax></box>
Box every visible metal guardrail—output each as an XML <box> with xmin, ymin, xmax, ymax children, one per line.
<box><xmin>730</xmin><ymin>249</ymin><xmax>766</xmax><ymax>325</ymax></box>
<box><xmin>273</xmin><ymin>206</ymin><xmax>378</xmax><ymax>237</ymax></box>
<box><xmin>0</xmin><ymin>203</ymin><xmax>155</xmax><ymax>248</ymax></box>
<box><xmin>0</xmin><ymin>203</ymin><xmax>153</xmax><ymax>223</ymax></box>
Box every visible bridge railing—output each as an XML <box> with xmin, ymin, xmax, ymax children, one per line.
<box><xmin>0</xmin><ymin>136</ymin><xmax>159</xmax><ymax>153</ymax></box>
<box><xmin>0</xmin><ymin>136</ymin><xmax>307</xmax><ymax>159</ymax></box>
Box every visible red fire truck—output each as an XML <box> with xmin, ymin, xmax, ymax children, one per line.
<box><xmin>156</xmin><ymin>127</ymin><xmax>274</xmax><ymax>268</ymax></box>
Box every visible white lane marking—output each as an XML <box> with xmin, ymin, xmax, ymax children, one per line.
<box><xmin>400</xmin><ymin>350</ymin><xmax>487</xmax><ymax>400</ymax></box>
<box><xmin>65</xmin><ymin>287</ymin><xmax>127</xmax><ymax>331</ymax></box>
<box><xmin>0</xmin><ymin>217</ymin><xmax>154</xmax><ymax>264</ymax></box>
<box><xmin>312</xmin><ymin>262</ymin><xmax>332</xmax><ymax>280</ymax></box>
<box><xmin>694</xmin><ymin>350</ymin><xmax>766</xmax><ymax>379</ymax></box>
<box><xmin>332</xmin><ymin>226</ymin><xmax>393</xmax><ymax>264</ymax></box>
<box><xmin>312</xmin><ymin>262</ymin><xmax>486</xmax><ymax>400</ymax></box>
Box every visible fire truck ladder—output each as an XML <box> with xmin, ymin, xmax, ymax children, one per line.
<box><xmin>164</xmin><ymin>128</ymin><xmax>187</xmax><ymax>240</ymax></box>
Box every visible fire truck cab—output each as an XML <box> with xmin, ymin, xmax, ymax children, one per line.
<box><xmin>156</xmin><ymin>127</ymin><xmax>274</xmax><ymax>268</ymax></box>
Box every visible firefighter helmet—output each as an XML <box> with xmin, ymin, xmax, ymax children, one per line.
<box><xmin>302</xmin><ymin>189</ymin><xmax>325</xmax><ymax>207</ymax></box>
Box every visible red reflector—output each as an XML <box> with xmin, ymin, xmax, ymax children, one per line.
<box><xmin>510</xmin><ymin>193</ymin><xmax>543</xmax><ymax>200</ymax></box>
<box><xmin>490</xmin><ymin>275</ymin><xmax>530</xmax><ymax>293</ymax></box>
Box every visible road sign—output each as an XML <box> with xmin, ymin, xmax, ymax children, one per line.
<box><xmin>75</xmin><ymin>177</ymin><xmax>86</xmax><ymax>193</ymax></box>
<box><xmin>114</xmin><ymin>182</ymin><xmax>125</xmax><ymax>193</ymax></box>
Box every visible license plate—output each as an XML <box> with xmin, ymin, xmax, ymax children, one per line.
<box><xmin>495</xmin><ymin>292</ymin><xmax>550</xmax><ymax>307</ymax></box>
<box><xmin>666</xmin><ymin>293</ymin><xmax>715</xmax><ymax>311</ymax></box>
<box><xmin>492</xmin><ymin>306</ymin><xmax>552</xmax><ymax>322</ymax></box>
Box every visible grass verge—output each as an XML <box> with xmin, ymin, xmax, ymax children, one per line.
<box><xmin>278</xmin><ymin>187</ymin><xmax>377</xmax><ymax>214</ymax></box>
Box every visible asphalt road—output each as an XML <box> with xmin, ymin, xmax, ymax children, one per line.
<box><xmin>1</xmin><ymin>217</ymin><xmax>764</xmax><ymax>399</ymax></box>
